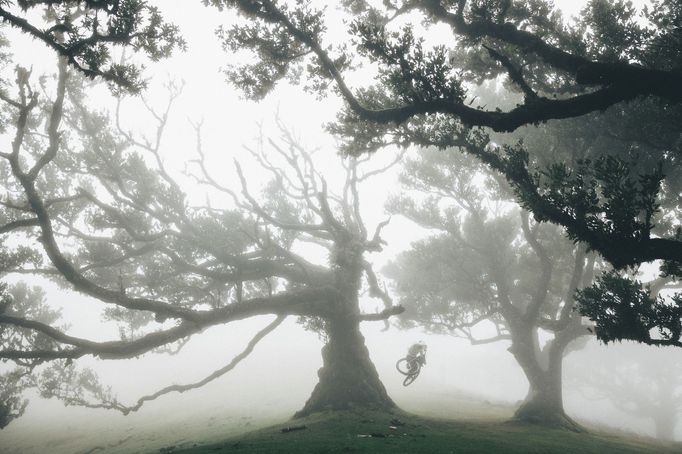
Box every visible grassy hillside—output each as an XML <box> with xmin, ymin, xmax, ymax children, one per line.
<box><xmin>176</xmin><ymin>409</ymin><xmax>674</xmax><ymax>454</ymax></box>
<box><xmin>2</xmin><ymin>388</ymin><xmax>675</xmax><ymax>453</ymax></box>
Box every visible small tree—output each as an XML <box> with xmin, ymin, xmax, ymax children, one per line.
<box><xmin>385</xmin><ymin>148</ymin><xmax>597</xmax><ymax>429</ymax></box>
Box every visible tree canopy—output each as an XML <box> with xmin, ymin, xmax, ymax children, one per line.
<box><xmin>215</xmin><ymin>0</ymin><xmax>682</xmax><ymax>131</ymax></box>
<box><xmin>0</xmin><ymin>0</ymin><xmax>185</xmax><ymax>92</ymax></box>
<box><xmin>212</xmin><ymin>0</ymin><xmax>682</xmax><ymax>347</ymax></box>
<box><xmin>0</xmin><ymin>53</ymin><xmax>402</xmax><ymax>423</ymax></box>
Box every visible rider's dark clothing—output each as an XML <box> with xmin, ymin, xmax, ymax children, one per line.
<box><xmin>406</xmin><ymin>343</ymin><xmax>427</xmax><ymax>373</ymax></box>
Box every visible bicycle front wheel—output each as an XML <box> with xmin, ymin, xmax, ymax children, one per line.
<box><xmin>395</xmin><ymin>358</ymin><xmax>411</xmax><ymax>375</ymax></box>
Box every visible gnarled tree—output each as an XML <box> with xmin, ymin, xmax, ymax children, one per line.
<box><xmin>0</xmin><ymin>56</ymin><xmax>402</xmax><ymax>425</ymax></box>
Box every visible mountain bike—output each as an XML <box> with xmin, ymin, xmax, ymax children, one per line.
<box><xmin>395</xmin><ymin>354</ymin><xmax>425</xmax><ymax>386</ymax></box>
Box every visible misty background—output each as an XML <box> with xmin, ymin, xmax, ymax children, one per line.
<box><xmin>1</xmin><ymin>0</ymin><xmax>680</xmax><ymax>452</ymax></box>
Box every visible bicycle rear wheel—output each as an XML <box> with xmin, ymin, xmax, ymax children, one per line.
<box><xmin>403</xmin><ymin>373</ymin><xmax>419</xmax><ymax>386</ymax></box>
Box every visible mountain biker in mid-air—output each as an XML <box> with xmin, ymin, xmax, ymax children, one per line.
<box><xmin>406</xmin><ymin>341</ymin><xmax>427</xmax><ymax>373</ymax></box>
<box><xmin>396</xmin><ymin>341</ymin><xmax>427</xmax><ymax>386</ymax></box>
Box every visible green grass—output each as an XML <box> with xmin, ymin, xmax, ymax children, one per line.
<box><xmin>175</xmin><ymin>409</ymin><xmax>675</xmax><ymax>454</ymax></box>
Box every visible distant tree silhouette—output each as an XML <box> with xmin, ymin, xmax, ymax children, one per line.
<box><xmin>567</xmin><ymin>343</ymin><xmax>682</xmax><ymax>441</ymax></box>
<box><xmin>385</xmin><ymin>148</ymin><xmax>598</xmax><ymax>429</ymax></box>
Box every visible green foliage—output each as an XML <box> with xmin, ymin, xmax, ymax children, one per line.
<box><xmin>35</xmin><ymin>361</ymin><xmax>122</xmax><ymax>412</ymax></box>
<box><xmin>213</xmin><ymin>0</ymin><xmax>682</xmax><ymax>282</ymax></box>
<box><xmin>0</xmin><ymin>282</ymin><xmax>63</xmax><ymax>358</ymax></box>
<box><xmin>521</xmin><ymin>155</ymin><xmax>664</xmax><ymax>266</ymax></box>
<box><xmin>350</xmin><ymin>23</ymin><xmax>465</xmax><ymax>104</ymax></box>
<box><xmin>3</xmin><ymin>0</ymin><xmax>185</xmax><ymax>92</ymax></box>
<box><xmin>577</xmin><ymin>272</ymin><xmax>682</xmax><ymax>346</ymax></box>
<box><xmin>384</xmin><ymin>231</ymin><xmax>505</xmax><ymax>333</ymax></box>
<box><xmin>642</xmin><ymin>0</ymin><xmax>682</xmax><ymax>70</ymax></box>
<box><xmin>491</xmin><ymin>94</ymin><xmax>682</xmax><ymax>346</ymax></box>
<box><xmin>215</xmin><ymin>0</ymin><xmax>333</xmax><ymax>100</ymax></box>
<box><xmin>0</xmin><ymin>368</ymin><xmax>27</xmax><ymax>429</ymax></box>
<box><xmin>580</xmin><ymin>0</ymin><xmax>645</xmax><ymax>62</ymax></box>
<box><xmin>296</xmin><ymin>315</ymin><xmax>329</xmax><ymax>343</ymax></box>
<box><xmin>0</xmin><ymin>283</ymin><xmax>68</xmax><ymax>428</ymax></box>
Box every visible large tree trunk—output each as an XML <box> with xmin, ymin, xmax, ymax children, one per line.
<box><xmin>510</xmin><ymin>328</ymin><xmax>582</xmax><ymax>431</ymax></box>
<box><xmin>295</xmin><ymin>315</ymin><xmax>395</xmax><ymax>417</ymax></box>
<box><xmin>296</xmin><ymin>247</ymin><xmax>395</xmax><ymax>417</ymax></box>
<box><xmin>514</xmin><ymin>368</ymin><xmax>577</xmax><ymax>429</ymax></box>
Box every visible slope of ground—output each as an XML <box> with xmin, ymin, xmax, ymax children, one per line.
<box><xmin>174</xmin><ymin>409</ymin><xmax>674</xmax><ymax>454</ymax></box>
<box><xmin>1</xmin><ymin>387</ymin><xmax>675</xmax><ymax>453</ymax></box>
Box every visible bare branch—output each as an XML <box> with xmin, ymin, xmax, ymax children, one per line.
<box><xmin>114</xmin><ymin>315</ymin><xmax>285</xmax><ymax>414</ymax></box>
<box><xmin>186</xmin><ymin>119</ymin><xmax>242</xmax><ymax>205</ymax></box>
<box><xmin>0</xmin><ymin>287</ymin><xmax>338</xmax><ymax>362</ymax></box>
<box><xmin>348</xmin><ymin>160</ymin><xmax>367</xmax><ymax>239</ymax></box>
<box><xmin>0</xmin><ymin>218</ymin><xmax>40</xmax><ymax>234</ymax></box>
<box><xmin>520</xmin><ymin>211</ymin><xmax>552</xmax><ymax>321</ymax></box>
<box><xmin>356</xmin><ymin>149</ymin><xmax>407</xmax><ymax>182</ymax></box>
<box><xmin>358</xmin><ymin>305</ymin><xmax>404</xmax><ymax>321</ymax></box>
<box><xmin>465</xmin><ymin>332</ymin><xmax>512</xmax><ymax>345</ymax></box>
<box><xmin>236</xmin><ymin>1</ymin><xmax>681</xmax><ymax>133</ymax></box>
<box><xmin>0</xmin><ymin>314</ymin><xmax>201</xmax><ymax>360</ymax></box>
<box><xmin>366</xmin><ymin>217</ymin><xmax>390</xmax><ymax>251</ymax></box>
<box><xmin>234</xmin><ymin>160</ymin><xmax>329</xmax><ymax>234</ymax></box>
<box><xmin>27</xmin><ymin>58</ymin><xmax>67</xmax><ymax>180</ymax></box>
<box><xmin>363</xmin><ymin>260</ymin><xmax>392</xmax><ymax>309</ymax></box>
<box><xmin>482</xmin><ymin>45</ymin><xmax>537</xmax><ymax>101</ymax></box>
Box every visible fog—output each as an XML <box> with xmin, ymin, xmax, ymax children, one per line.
<box><xmin>4</xmin><ymin>294</ymin><xmax>680</xmax><ymax>452</ymax></box>
<box><xmin>1</xmin><ymin>0</ymin><xmax>680</xmax><ymax>453</ymax></box>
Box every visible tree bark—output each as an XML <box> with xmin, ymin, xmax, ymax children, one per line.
<box><xmin>295</xmin><ymin>248</ymin><xmax>395</xmax><ymax>417</ymax></box>
<box><xmin>509</xmin><ymin>328</ymin><xmax>582</xmax><ymax>431</ymax></box>
<box><xmin>514</xmin><ymin>369</ymin><xmax>578</xmax><ymax>429</ymax></box>
<box><xmin>295</xmin><ymin>315</ymin><xmax>395</xmax><ymax>417</ymax></box>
